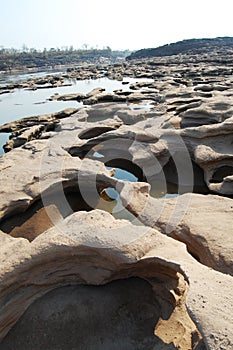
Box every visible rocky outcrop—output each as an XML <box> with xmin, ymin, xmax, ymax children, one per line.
<box><xmin>0</xmin><ymin>210</ymin><xmax>232</xmax><ymax>350</ymax></box>
<box><xmin>0</xmin><ymin>108</ymin><xmax>79</xmax><ymax>133</ymax></box>
<box><xmin>0</xmin><ymin>108</ymin><xmax>80</xmax><ymax>151</ymax></box>
<box><xmin>118</xmin><ymin>182</ymin><xmax>233</xmax><ymax>275</ymax></box>
<box><xmin>0</xmin><ymin>102</ymin><xmax>232</xmax><ymax>349</ymax></box>
<box><xmin>0</xmin><ymin>75</ymin><xmax>70</xmax><ymax>94</ymax></box>
<box><xmin>0</xmin><ymin>48</ymin><xmax>233</xmax><ymax>349</ymax></box>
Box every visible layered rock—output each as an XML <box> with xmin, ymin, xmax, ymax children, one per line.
<box><xmin>0</xmin><ymin>210</ymin><xmax>232</xmax><ymax>350</ymax></box>
<box><xmin>118</xmin><ymin>182</ymin><xmax>233</xmax><ymax>275</ymax></box>
<box><xmin>0</xmin><ymin>48</ymin><xmax>233</xmax><ymax>350</ymax></box>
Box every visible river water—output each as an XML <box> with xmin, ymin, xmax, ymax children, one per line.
<box><xmin>0</xmin><ymin>71</ymin><xmax>153</xmax><ymax>154</ymax></box>
<box><xmin>0</xmin><ymin>71</ymin><xmax>159</xmax><ymax>222</ymax></box>
<box><xmin>0</xmin><ymin>71</ymin><xmax>179</xmax><ymax>220</ymax></box>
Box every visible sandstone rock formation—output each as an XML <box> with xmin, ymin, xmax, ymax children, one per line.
<box><xmin>0</xmin><ymin>48</ymin><xmax>233</xmax><ymax>350</ymax></box>
<box><xmin>0</xmin><ymin>210</ymin><xmax>232</xmax><ymax>350</ymax></box>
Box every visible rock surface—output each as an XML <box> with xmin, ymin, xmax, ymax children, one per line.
<box><xmin>0</xmin><ymin>47</ymin><xmax>233</xmax><ymax>350</ymax></box>
<box><xmin>119</xmin><ymin>183</ymin><xmax>233</xmax><ymax>275</ymax></box>
<box><xmin>0</xmin><ymin>279</ymin><xmax>165</xmax><ymax>350</ymax></box>
<box><xmin>0</xmin><ymin>210</ymin><xmax>232</xmax><ymax>350</ymax></box>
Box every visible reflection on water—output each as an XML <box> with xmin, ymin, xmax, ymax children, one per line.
<box><xmin>149</xmin><ymin>179</ymin><xmax>180</xmax><ymax>199</ymax></box>
<box><xmin>93</xmin><ymin>151</ymin><xmax>105</xmax><ymax>159</ymax></box>
<box><xmin>95</xmin><ymin>166</ymin><xmax>141</xmax><ymax>223</ymax></box>
<box><xmin>97</xmin><ymin>188</ymin><xmax>143</xmax><ymax>225</ymax></box>
<box><xmin>164</xmin><ymin>193</ymin><xmax>180</xmax><ymax>198</ymax></box>
<box><xmin>0</xmin><ymin>74</ymin><xmax>153</xmax><ymax>154</ymax></box>
<box><xmin>0</xmin><ymin>76</ymin><xmax>153</xmax><ymax>126</ymax></box>
<box><xmin>129</xmin><ymin>100</ymin><xmax>155</xmax><ymax>111</ymax></box>
<box><xmin>0</xmin><ymin>133</ymin><xmax>9</xmax><ymax>155</ymax></box>
<box><xmin>0</xmin><ymin>88</ymin><xmax>80</xmax><ymax>125</ymax></box>
<box><xmin>0</xmin><ymin>70</ymin><xmax>64</xmax><ymax>87</ymax></box>
<box><xmin>106</xmin><ymin>166</ymin><xmax>138</xmax><ymax>182</ymax></box>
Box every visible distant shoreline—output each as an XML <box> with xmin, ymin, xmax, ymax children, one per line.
<box><xmin>0</xmin><ymin>65</ymin><xmax>70</xmax><ymax>76</ymax></box>
<box><xmin>0</xmin><ymin>48</ymin><xmax>129</xmax><ymax>75</ymax></box>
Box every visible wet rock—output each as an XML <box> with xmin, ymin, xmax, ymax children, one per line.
<box><xmin>0</xmin><ymin>108</ymin><xmax>80</xmax><ymax>132</ymax></box>
<box><xmin>85</xmin><ymin>87</ymin><xmax>106</xmax><ymax>97</ymax></box>
<box><xmin>50</xmin><ymin>92</ymin><xmax>85</xmax><ymax>101</ymax></box>
<box><xmin>0</xmin><ymin>89</ymin><xmax>13</xmax><ymax>95</ymax></box>
<box><xmin>3</xmin><ymin>124</ymin><xmax>45</xmax><ymax>152</ymax></box>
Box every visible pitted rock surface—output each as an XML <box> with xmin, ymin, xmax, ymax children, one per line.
<box><xmin>0</xmin><ymin>48</ymin><xmax>233</xmax><ymax>350</ymax></box>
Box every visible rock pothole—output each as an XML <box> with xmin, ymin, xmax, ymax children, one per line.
<box><xmin>0</xmin><ymin>49</ymin><xmax>233</xmax><ymax>350</ymax></box>
<box><xmin>0</xmin><ymin>276</ymin><xmax>206</xmax><ymax>350</ymax></box>
<box><xmin>0</xmin><ymin>278</ymin><xmax>162</xmax><ymax>350</ymax></box>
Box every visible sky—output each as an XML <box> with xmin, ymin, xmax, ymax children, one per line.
<box><xmin>0</xmin><ymin>0</ymin><xmax>233</xmax><ymax>51</ymax></box>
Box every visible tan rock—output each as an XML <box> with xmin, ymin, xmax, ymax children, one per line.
<box><xmin>0</xmin><ymin>210</ymin><xmax>232</xmax><ymax>349</ymax></box>
<box><xmin>118</xmin><ymin>181</ymin><xmax>233</xmax><ymax>273</ymax></box>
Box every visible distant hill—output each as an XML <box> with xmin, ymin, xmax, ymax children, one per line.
<box><xmin>126</xmin><ymin>37</ymin><xmax>233</xmax><ymax>60</ymax></box>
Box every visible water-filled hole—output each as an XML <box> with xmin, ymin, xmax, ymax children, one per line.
<box><xmin>98</xmin><ymin>188</ymin><xmax>142</xmax><ymax>224</ymax></box>
<box><xmin>129</xmin><ymin>100</ymin><xmax>155</xmax><ymax>111</ymax></box>
<box><xmin>0</xmin><ymin>132</ymin><xmax>10</xmax><ymax>155</ymax></box>
<box><xmin>106</xmin><ymin>166</ymin><xmax>138</xmax><ymax>182</ymax></box>
<box><xmin>2</xmin><ymin>154</ymin><xmax>212</xmax><ymax>241</ymax></box>
<box><xmin>93</xmin><ymin>151</ymin><xmax>105</xmax><ymax>159</ymax></box>
<box><xmin>105</xmin><ymin>158</ymin><xmax>144</xmax><ymax>181</ymax></box>
<box><xmin>0</xmin><ymin>178</ymin><xmax>143</xmax><ymax>241</ymax></box>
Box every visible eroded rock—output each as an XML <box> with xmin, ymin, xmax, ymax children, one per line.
<box><xmin>0</xmin><ymin>49</ymin><xmax>233</xmax><ymax>350</ymax></box>
<box><xmin>0</xmin><ymin>210</ymin><xmax>232</xmax><ymax>349</ymax></box>
<box><xmin>118</xmin><ymin>182</ymin><xmax>233</xmax><ymax>275</ymax></box>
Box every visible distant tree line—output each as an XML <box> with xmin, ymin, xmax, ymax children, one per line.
<box><xmin>0</xmin><ymin>46</ymin><xmax>130</xmax><ymax>72</ymax></box>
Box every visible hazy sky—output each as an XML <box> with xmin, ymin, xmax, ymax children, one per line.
<box><xmin>0</xmin><ymin>0</ymin><xmax>233</xmax><ymax>51</ymax></box>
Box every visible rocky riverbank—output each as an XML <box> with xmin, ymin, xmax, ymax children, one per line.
<box><xmin>0</xmin><ymin>49</ymin><xmax>232</xmax><ymax>349</ymax></box>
